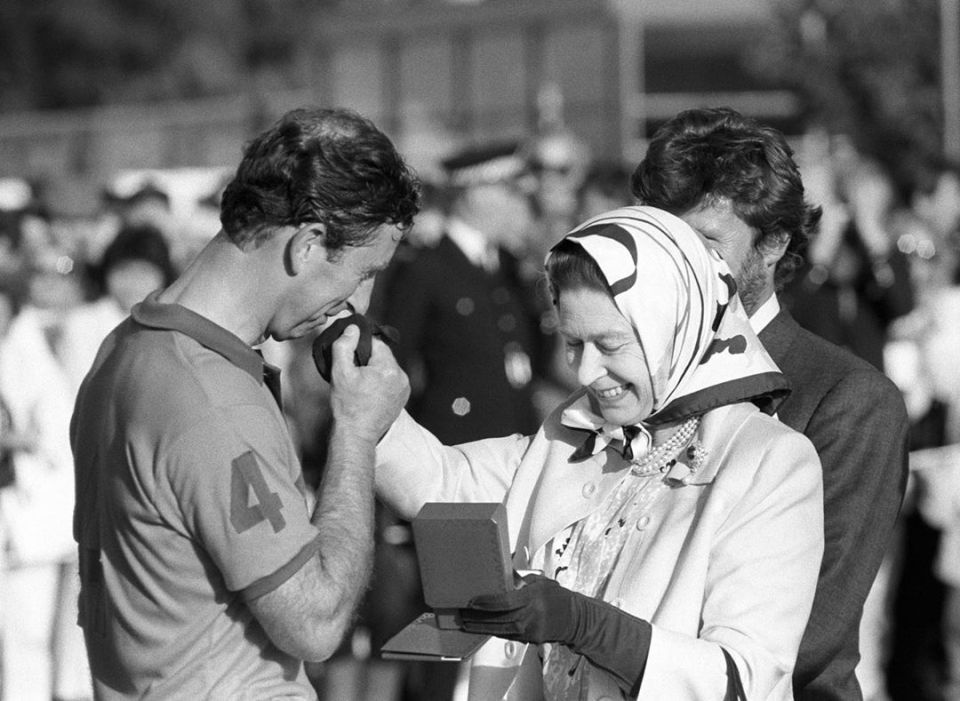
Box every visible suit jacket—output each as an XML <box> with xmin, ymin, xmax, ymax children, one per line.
<box><xmin>376</xmin><ymin>396</ymin><xmax>824</xmax><ymax>700</ymax></box>
<box><xmin>759</xmin><ymin>307</ymin><xmax>910</xmax><ymax>701</ymax></box>
<box><xmin>375</xmin><ymin>236</ymin><xmax>543</xmax><ymax>444</ymax></box>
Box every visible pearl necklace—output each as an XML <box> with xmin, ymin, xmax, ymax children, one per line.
<box><xmin>629</xmin><ymin>415</ymin><xmax>701</xmax><ymax>476</ymax></box>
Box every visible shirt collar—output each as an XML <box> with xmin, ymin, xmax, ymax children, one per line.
<box><xmin>748</xmin><ymin>293</ymin><xmax>780</xmax><ymax>334</ymax></box>
<box><xmin>447</xmin><ymin>217</ymin><xmax>494</xmax><ymax>269</ymax></box>
<box><xmin>130</xmin><ymin>291</ymin><xmax>270</xmax><ymax>386</ymax></box>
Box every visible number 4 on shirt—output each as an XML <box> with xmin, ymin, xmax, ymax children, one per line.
<box><xmin>230</xmin><ymin>451</ymin><xmax>286</xmax><ymax>534</ymax></box>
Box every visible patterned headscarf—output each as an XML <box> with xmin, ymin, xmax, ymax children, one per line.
<box><xmin>550</xmin><ymin>205</ymin><xmax>788</xmax><ymax>433</ymax></box>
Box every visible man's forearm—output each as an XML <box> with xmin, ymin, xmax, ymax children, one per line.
<box><xmin>310</xmin><ymin>418</ymin><xmax>377</xmax><ymax>622</ymax></box>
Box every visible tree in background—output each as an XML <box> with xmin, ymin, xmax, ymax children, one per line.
<box><xmin>750</xmin><ymin>0</ymin><xmax>944</xmax><ymax>172</ymax></box>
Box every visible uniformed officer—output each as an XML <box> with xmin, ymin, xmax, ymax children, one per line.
<box><xmin>376</xmin><ymin>140</ymin><xmax>547</xmax><ymax>445</ymax></box>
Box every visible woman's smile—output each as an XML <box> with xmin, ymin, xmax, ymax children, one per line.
<box><xmin>593</xmin><ymin>383</ymin><xmax>630</xmax><ymax>400</ymax></box>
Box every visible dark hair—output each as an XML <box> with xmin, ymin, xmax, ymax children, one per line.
<box><xmin>631</xmin><ymin>107</ymin><xmax>822</xmax><ymax>289</ymax></box>
<box><xmin>545</xmin><ymin>238</ymin><xmax>612</xmax><ymax>305</ymax></box>
<box><xmin>220</xmin><ymin>107</ymin><xmax>421</xmax><ymax>252</ymax></box>
<box><xmin>98</xmin><ymin>224</ymin><xmax>176</xmax><ymax>288</ymax></box>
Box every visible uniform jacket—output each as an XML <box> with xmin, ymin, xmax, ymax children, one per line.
<box><xmin>760</xmin><ymin>307</ymin><xmax>909</xmax><ymax>701</ymax></box>
<box><xmin>377</xmin><ymin>394</ymin><xmax>824</xmax><ymax>701</ymax></box>
<box><xmin>375</xmin><ymin>236</ymin><xmax>543</xmax><ymax>444</ymax></box>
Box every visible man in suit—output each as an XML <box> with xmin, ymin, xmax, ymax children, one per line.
<box><xmin>631</xmin><ymin>107</ymin><xmax>910</xmax><ymax>701</ymax></box>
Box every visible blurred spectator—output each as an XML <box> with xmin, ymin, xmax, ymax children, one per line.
<box><xmin>403</xmin><ymin>179</ymin><xmax>449</xmax><ymax>250</ymax></box>
<box><xmin>104</xmin><ymin>180</ymin><xmax>173</xmax><ymax>231</ymax></box>
<box><xmin>0</xmin><ymin>178</ymin><xmax>37</xmax><ymax>279</ymax></box>
<box><xmin>58</xmin><ymin>223</ymin><xmax>177</xmax><ymax>395</ymax></box>
<box><xmin>0</xmin><ymin>178</ymin><xmax>87</xmax><ymax>373</ymax></box>
<box><xmin>883</xmin><ymin>154</ymin><xmax>960</xmax><ymax>701</ymax></box>
<box><xmin>783</xmin><ymin>153</ymin><xmax>914</xmax><ymax>372</ymax></box>
<box><xmin>575</xmin><ymin>159</ymin><xmax>633</xmax><ymax>221</ymax></box>
<box><xmin>524</xmin><ymin>83</ymin><xmax>591</xmax><ymax>250</ymax></box>
<box><xmin>0</xmin><ymin>273</ymin><xmax>92</xmax><ymax>701</ymax></box>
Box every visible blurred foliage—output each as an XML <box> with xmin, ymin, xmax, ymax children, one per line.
<box><xmin>750</xmin><ymin>0</ymin><xmax>945</xmax><ymax>169</ymax></box>
<box><xmin>0</xmin><ymin>0</ymin><xmax>339</xmax><ymax>111</ymax></box>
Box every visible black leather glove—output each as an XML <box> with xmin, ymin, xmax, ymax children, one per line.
<box><xmin>311</xmin><ymin>313</ymin><xmax>399</xmax><ymax>383</ymax></box>
<box><xmin>458</xmin><ymin>574</ymin><xmax>579</xmax><ymax>643</ymax></box>
<box><xmin>459</xmin><ymin>573</ymin><xmax>651</xmax><ymax>695</ymax></box>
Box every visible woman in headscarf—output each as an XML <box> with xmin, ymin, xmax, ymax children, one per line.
<box><xmin>375</xmin><ymin>206</ymin><xmax>824</xmax><ymax>700</ymax></box>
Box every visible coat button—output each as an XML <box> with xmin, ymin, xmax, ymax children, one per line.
<box><xmin>504</xmin><ymin>641</ymin><xmax>518</xmax><ymax>658</ymax></box>
<box><xmin>635</xmin><ymin>515</ymin><xmax>651</xmax><ymax>530</ymax></box>
<box><xmin>581</xmin><ymin>482</ymin><xmax>597</xmax><ymax>498</ymax></box>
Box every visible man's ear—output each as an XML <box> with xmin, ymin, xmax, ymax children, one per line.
<box><xmin>288</xmin><ymin>223</ymin><xmax>327</xmax><ymax>275</ymax></box>
<box><xmin>760</xmin><ymin>232</ymin><xmax>791</xmax><ymax>269</ymax></box>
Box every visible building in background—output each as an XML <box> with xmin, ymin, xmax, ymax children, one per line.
<box><xmin>0</xmin><ymin>0</ymin><xmax>796</xmax><ymax>209</ymax></box>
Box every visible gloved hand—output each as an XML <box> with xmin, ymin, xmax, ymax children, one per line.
<box><xmin>458</xmin><ymin>573</ymin><xmax>579</xmax><ymax>643</ymax></box>
<box><xmin>459</xmin><ymin>573</ymin><xmax>652</xmax><ymax>695</ymax></box>
<box><xmin>312</xmin><ymin>313</ymin><xmax>399</xmax><ymax>383</ymax></box>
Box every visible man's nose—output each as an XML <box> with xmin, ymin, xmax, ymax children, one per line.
<box><xmin>346</xmin><ymin>279</ymin><xmax>375</xmax><ymax>315</ymax></box>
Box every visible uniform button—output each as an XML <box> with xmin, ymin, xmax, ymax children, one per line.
<box><xmin>456</xmin><ymin>297</ymin><xmax>475</xmax><ymax>316</ymax></box>
<box><xmin>451</xmin><ymin>397</ymin><xmax>471</xmax><ymax>416</ymax></box>
<box><xmin>497</xmin><ymin>314</ymin><xmax>517</xmax><ymax>332</ymax></box>
<box><xmin>636</xmin><ymin>515</ymin><xmax>651</xmax><ymax>530</ymax></box>
<box><xmin>504</xmin><ymin>641</ymin><xmax>518</xmax><ymax>658</ymax></box>
<box><xmin>582</xmin><ymin>482</ymin><xmax>597</xmax><ymax>498</ymax></box>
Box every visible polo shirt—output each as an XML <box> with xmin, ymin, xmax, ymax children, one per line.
<box><xmin>71</xmin><ymin>293</ymin><xmax>322</xmax><ymax>700</ymax></box>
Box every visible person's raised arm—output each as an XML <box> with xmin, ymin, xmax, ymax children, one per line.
<box><xmin>249</xmin><ymin>324</ymin><xmax>410</xmax><ymax>661</ymax></box>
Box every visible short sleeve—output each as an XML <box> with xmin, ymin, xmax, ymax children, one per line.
<box><xmin>163</xmin><ymin>404</ymin><xmax>322</xmax><ymax>598</ymax></box>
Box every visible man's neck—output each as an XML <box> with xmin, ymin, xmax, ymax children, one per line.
<box><xmin>157</xmin><ymin>232</ymin><xmax>271</xmax><ymax>345</ymax></box>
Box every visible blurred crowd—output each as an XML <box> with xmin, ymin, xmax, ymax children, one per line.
<box><xmin>0</xmin><ymin>120</ymin><xmax>959</xmax><ymax>701</ymax></box>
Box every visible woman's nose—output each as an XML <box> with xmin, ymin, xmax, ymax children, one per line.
<box><xmin>576</xmin><ymin>345</ymin><xmax>606</xmax><ymax>387</ymax></box>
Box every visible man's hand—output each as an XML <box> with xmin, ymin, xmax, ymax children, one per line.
<box><xmin>329</xmin><ymin>324</ymin><xmax>410</xmax><ymax>442</ymax></box>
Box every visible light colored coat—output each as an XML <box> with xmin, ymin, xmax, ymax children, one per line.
<box><xmin>376</xmin><ymin>396</ymin><xmax>824</xmax><ymax>701</ymax></box>
<box><xmin>0</xmin><ymin>309</ymin><xmax>76</xmax><ymax>567</ymax></box>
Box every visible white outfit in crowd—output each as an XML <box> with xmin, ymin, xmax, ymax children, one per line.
<box><xmin>0</xmin><ymin>307</ymin><xmax>92</xmax><ymax>701</ymax></box>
